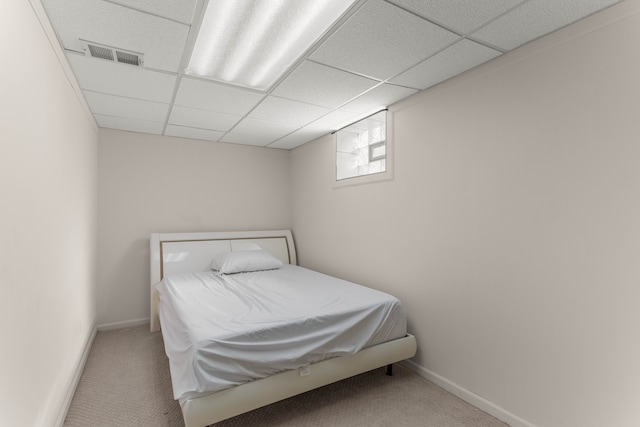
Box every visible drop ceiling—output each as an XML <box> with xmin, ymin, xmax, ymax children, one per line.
<box><xmin>41</xmin><ymin>0</ymin><xmax>622</xmax><ymax>150</ymax></box>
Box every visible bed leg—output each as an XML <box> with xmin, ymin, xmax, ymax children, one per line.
<box><xmin>385</xmin><ymin>364</ymin><xmax>393</xmax><ymax>376</ymax></box>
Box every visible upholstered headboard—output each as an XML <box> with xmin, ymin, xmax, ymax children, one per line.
<box><xmin>149</xmin><ymin>230</ymin><xmax>296</xmax><ymax>332</ymax></box>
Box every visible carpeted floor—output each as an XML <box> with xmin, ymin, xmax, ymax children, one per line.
<box><xmin>64</xmin><ymin>325</ymin><xmax>509</xmax><ymax>426</ymax></box>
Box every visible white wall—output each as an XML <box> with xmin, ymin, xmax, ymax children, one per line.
<box><xmin>97</xmin><ymin>130</ymin><xmax>292</xmax><ymax>327</ymax></box>
<box><xmin>0</xmin><ymin>1</ymin><xmax>98</xmax><ymax>426</ymax></box>
<box><xmin>291</xmin><ymin>1</ymin><xmax>640</xmax><ymax>426</ymax></box>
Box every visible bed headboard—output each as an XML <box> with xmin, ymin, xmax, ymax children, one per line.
<box><xmin>149</xmin><ymin>230</ymin><xmax>296</xmax><ymax>332</ymax></box>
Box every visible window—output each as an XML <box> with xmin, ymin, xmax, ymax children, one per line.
<box><xmin>335</xmin><ymin>110</ymin><xmax>387</xmax><ymax>182</ymax></box>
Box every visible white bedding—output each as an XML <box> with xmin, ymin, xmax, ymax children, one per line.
<box><xmin>156</xmin><ymin>264</ymin><xmax>407</xmax><ymax>401</ymax></box>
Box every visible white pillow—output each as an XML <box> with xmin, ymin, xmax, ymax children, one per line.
<box><xmin>210</xmin><ymin>249</ymin><xmax>283</xmax><ymax>274</ymax></box>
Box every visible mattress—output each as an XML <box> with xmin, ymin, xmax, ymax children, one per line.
<box><xmin>156</xmin><ymin>264</ymin><xmax>407</xmax><ymax>401</ymax></box>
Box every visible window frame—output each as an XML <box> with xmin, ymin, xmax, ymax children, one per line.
<box><xmin>332</xmin><ymin>109</ymin><xmax>394</xmax><ymax>189</ymax></box>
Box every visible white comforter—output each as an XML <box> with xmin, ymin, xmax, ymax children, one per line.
<box><xmin>156</xmin><ymin>265</ymin><xmax>407</xmax><ymax>400</ymax></box>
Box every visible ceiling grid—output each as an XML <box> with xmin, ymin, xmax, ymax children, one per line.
<box><xmin>40</xmin><ymin>0</ymin><xmax>622</xmax><ymax>149</ymax></box>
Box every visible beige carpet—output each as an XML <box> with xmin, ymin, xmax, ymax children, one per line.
<box><xmin>64</xmin><ymin>325</ymin><xmax>509</xmax><ymax>427</ymax></box>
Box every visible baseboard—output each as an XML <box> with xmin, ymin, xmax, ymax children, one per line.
<box><xmin>401</xmin><ymin>359</ymin><xmax>537</xmax><ymax>427</ymax></box>
<box><xmin>54</xmin><ymin>325</ymin><xmax>97</xmax><ymax>427</ymax></box>
<box><xmin>97</xmin><ymin>317</ymin><xmax>150</xmax><ymax>331</ymax></box>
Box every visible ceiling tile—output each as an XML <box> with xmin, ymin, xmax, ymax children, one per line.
<box><xmin>41</xmin><ymin>0</ymin><xmax>189</xmax><ymax>72</ymax></box>
<box><xmin>221</xmin><ymin>132</ymin><xmax>298</xmax><ymax>148</ymax></box>
<box><xmin>248</xmin><ymin>97</ymin><xmax>331</xmax><ymax>127</ymax></box>
<box><xmin>391</xmin><ymin>39</ymin><xmax>502</xmax><ymax>90</ymax></box>
<box><xmin>174</xmin><ymin>78</ymin><xmax>265</xmax><ymax>115</ymax></box>
<box><xmin>341</xmin><ymin>84</ymin><xmax>418</xmax><ymax>113</ymax></box>
<box><xmin>232</xmin><ymin>118</ymin><xmax>298</xmax><ymax>140</ymax></box>
<box><xmin>83</xmin><ymin>91</ymin><xmax>169</xmax><ymax>122</ymax></box>
<box><xmin>310</xmin><ymin>0</ymin><xmax>459</xmax><ymax>80</ymax></box>
<box><xmin>41</xmin><ymin>0</ymin><xmax>621</xmax><ymax>150</ymax></box>
<box><xmin>221</xmin><ymin>132</ymin><xmax>284</xmax><ymax>147</ymax></box>
<box><xmin>169</xmin><ymin>106</ymin><xmax>241</xmax><ymax>131</ymax></box>
<box><xmin>94</xmin><ymin>114</ymin><xmax>164</xmax><ymax>134</ymax></box>
<box><xmin>107</xmin><ymin>0</ymin><xmax>198</xmax><ymax>24</ymax></box>
<box><xmin>306</xmin><ymin>110</ymin><xmax>366</xmax><ymax>131</ymax></box>
<box><xmin>165</xmin><ymin>125</ymin><xmax>225</xmax><ymax>142</ymax></box>
<box><xmin>471</xmin><ymin>0</ymin><xmax>621</xmax><ymax>50</ymax></box>
<box><xmin>66</xmin><ymin>54</ymin><xmax>177</xmax><ymax>103</ymax></box>
<box><xmin>272</xmin><ymin>61</ymin><xmax>380</xmax><ymax>108</ymax></box>
<box><xmin>268</xmin><ymin>128</ymin><xmax>329</xmax><ymax>150</ymax></box>
<box><xmin>387</xmin><ymin>0</ymin><xmax>525</xmax><ymax>34</ymax></box>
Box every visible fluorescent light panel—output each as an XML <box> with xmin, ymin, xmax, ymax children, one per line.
<box><xmin>187</xmin><ymin>0</ymin><xmax>357</xmax><ymax>91</ymax></box>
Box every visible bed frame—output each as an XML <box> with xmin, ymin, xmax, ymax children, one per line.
<box><xmin>150</xmin><ymin>230</ymin><xmax>417</xmax><ymax>427</ymax></box>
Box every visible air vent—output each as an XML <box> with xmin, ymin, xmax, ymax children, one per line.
<box><xmin>80</xmin><ymin>40</ymin><xmax>144</xmax><ymax>67</ymax></box>
<box><xmin>88</xmin><ymin>44</ymin><xmax>114</xmax><ymax>61</ymax></box>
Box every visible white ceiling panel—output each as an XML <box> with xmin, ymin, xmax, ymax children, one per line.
<box><xmin>221</xmin><ymin>132</ymin><xmax>278</xmax><ymax>147</ymax></box>
<box><xmin>310</xmin><ymin>0</ymin><xmax>459</xmax><ymax>80</ymax></box>
<box><xmin>83</xmin><ymin>91</ymin><xmax>169</xmax><ymax>122</ymax></box>
<box><xmin>232</xmin><ymin>118</ymin><xmax>298</xmax><ymax>140</ymax></box>
<box><xmin>306</xmin><ymin>110</ymin><xmax>366</xmax><ymax>132</ymax></box>
<box><xmin>248</xmin><ymin>97</ymin><xmax>331</xmax><ymax>127</ymax></box>
<box><xmin>471</xmin><ymin>0</ymin><xmax>621</xmax><ymax>50</ymax></box>
<box><xmin>174</xmin><ymin>78</ymin><xmax>265</xmax><ymax>116</ymax></box>
<box><xmin>387</xmin><ymin>0</ymin><xmax>525</xmax><ymax>34</ymax></box>
<box><xmin>169</xmin><ymin>106</ymin><xmax>241</xmax><ymax>131</ymax></box>
<box><xmin>391</xmin><ymin>39</ymin><xmax>502</xmax><ymax>90</ymax></box>
<box><xmin>41</xmin><ymin>0</ymin><xmax>189</xmax><ymax>72</ymax></box>
<box><xmin>341</xmin><ymin>84</ymin><xmax>418</xmax><ymax>113</ymax></box>
<box><xmin>66</xmin><ymin>54</ymin><xmax>177</xmax><ymax>103</ymax></box>
<box><xmin>108</xmin><ymin>0</ymin><xmax>198</xmax><ymax>24</ymax></box>
<box><xmin>41</xmin><ymin>0</ymin><xmax>623</xmax><ymax>149</ymax></box>
<box><xmin>269</xmin><ymin>128</ymin><xmax>329</xmax><ymax>149</ymax></box>
<box><xmin>165</xmin><ymin>125</ymin><xmax>225</xmax><ymax>142</ymax></box>
<box><xmin>272</xmin><ymin>61</ymin><xmax>380</xmax><ymax>108</ymax></box>
<box><xmin>94</xmin><ymin>114</ymin><xmax>164</xmax><ymax>134</ymax></box>
<box><xmin>268</xmin><ymin>139</ymin><xmax>308</xmax><ymax>150</ymax></box>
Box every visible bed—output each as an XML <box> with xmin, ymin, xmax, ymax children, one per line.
<box><xmin>150</xmin><ymin>230</ymin><xmax>417</xmax><ymax>427</ymax></box>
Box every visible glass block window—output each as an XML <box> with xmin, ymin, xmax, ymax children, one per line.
<box><xmin>336</xmin><ymin>110</ymin><xmax>386</xmax><ymax>181</ymax></box>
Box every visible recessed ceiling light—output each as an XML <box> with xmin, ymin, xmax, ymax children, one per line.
<box><xmin>186</xmin><ymin>0</ymin><xmax>357</xmax><ymax>91</ymax></box>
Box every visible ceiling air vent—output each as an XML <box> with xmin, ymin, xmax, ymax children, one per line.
<box><xmin>80</xmin><ymin>40</ymin><xmax>144</xmax><ymax>67</ymax></box>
